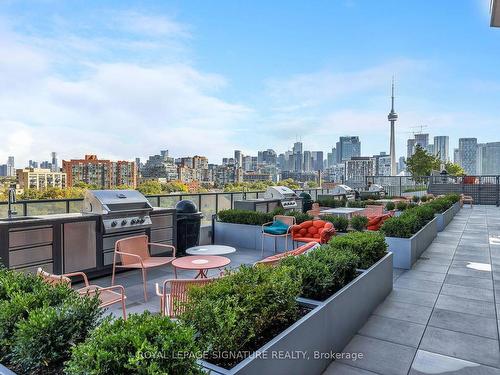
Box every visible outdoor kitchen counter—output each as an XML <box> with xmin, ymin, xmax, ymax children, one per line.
<box><xmin>0</xmin><ymin>208</ymin><xmax>176</xmax><ymax>278</ymax></box>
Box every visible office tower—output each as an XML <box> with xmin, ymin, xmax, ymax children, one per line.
<box><xmin>336</xmin><ymin>136</ymin><xmax>361</xmax><ymax>162</ymax></box>
<box><xmin>434</xmin><ymin>136</ymin><xmax>449</xmax><ymax>162</ymax></box>
<box><xmin>303</xmin><ymin>151</ymin><xmax>312</xmax><ymax>172</ymax></box>
<box><xmin>414</xmin><ymin>133</ymin><xmax>429</xmax><ymax>149</ymax></box>
<box><xmin>477</xmin><ymin>142</ymin><xmax>500</xmax><ymax>174</ymax></box>
<box><xmin>407</xmin><ymin>139</ymin><xmax>416</xmax><ymax>159</ymax></box>
<box><xmin>311</xmin><ymin>151</ymin><xmax>324</xmax><ymax>171</ymax></box>
<box><xmin>7</xmin><ymin>156</ymin><xmax>15</xmax><ymax>177</ymax></box>
<box><xmin>453</xmin><ymin>148</ymin><xmax>460</xmax><ymax>165</ymax></box>
<box><xmin>242</xmin><ymin>155</ymin><xmax>253</xmax><ymax>171</ymax></box>
<box><xmin>398</xmin><ymin>156</ymin><xmax>406</xmax><ymax>174</ymax></box>
<box><xmin>259</xmin><ymin>149</ymin><xmax>277</xmax><ymax>166</ymax></box>
<box><xmin>426</xmin><ymin>144</ymin><xmax>435</xmax><ymax>155</ymax></box>
<box><xmin>62</xmin><ymin>155</ymin><xmax>137</xmax><ymax>188</ymax></box>
<box><xmin>51</xmin><ymin>152</ymin><xmax>58</xmax><ymax>172</ymax></box>
<box><xmin>458</xmin><ymin>138</ymin><xmax>478</xmax><ymax>175</ymax></box>
<box><xmin>387</xmin><ymin>78</ymin><xmax>398</xmax><ymax>175</ymax></box>
<box><xmin>234</xmin><ymin>150</ymin><xmax>243</xmax><ymax>167</ymax></box>
<box><xmin>293</xmin><ymin>142</ymin><xmax>303</xmax><ymax>172</ymax></box>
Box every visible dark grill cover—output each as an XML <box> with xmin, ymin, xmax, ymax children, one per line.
<box><xmin>175</xmin><ymin>199</ymin><xmax>199</xmax><ymax>214</ymax></box>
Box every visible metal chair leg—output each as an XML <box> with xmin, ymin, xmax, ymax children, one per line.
<box><xmin>142</xmin><ymin>268</ymin><xmax>148</xmax><ymax>301</ymax></box>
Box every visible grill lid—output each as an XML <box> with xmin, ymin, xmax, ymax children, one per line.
<box><xmin>83</xmin><ymin>190</ymin><xmax>153</xmax><ymax>215</ymax></box>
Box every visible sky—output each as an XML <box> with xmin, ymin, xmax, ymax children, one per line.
<box><xmin>0</xmin><ymin>0</ymin><xmax>499</xmax><ymax>167</ymax></box>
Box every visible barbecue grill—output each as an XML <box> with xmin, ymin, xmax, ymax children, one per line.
<box><xmin>83</xmin><ymin>190</ymin><xmax>153</xmax><ymax>234</ymax></box>
<box><xmin>263</xmin><ymin>186</ymin><xmax>301</xmax><ymax>210</ymax></box>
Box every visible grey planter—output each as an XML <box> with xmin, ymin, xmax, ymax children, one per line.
<box><xmin>452</xmin><ymin>201</ymin><xmax>461</xmax><ymax>215</ymax></box>
<box><xmin>199</xmin><ymin>253</ymin><xmax>393</xmax><ymax>375</ymax></box>
<box><xmin>434</xmin><ymin>205</ymin><xmax>455</xmax><ymax>232</ymax></box>
<box><xmin>0</xmin><ymin>364</ymin><xmax>16</xmax><ymax>375</ymax></box>
<box><xmin>213</xmin><ymin>221</ymin><xmax>290</xmax><ymax>251</ymax></box>
<box><xmin>385</xmin><ymin>218</ymin><xmax>437</xmax><ymax>269</ymax></box>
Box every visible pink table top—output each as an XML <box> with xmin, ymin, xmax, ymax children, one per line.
<box><xmin>172</xmin><ymin>255</ymin><xmax>231</xmax><ymax>271</ymax></box>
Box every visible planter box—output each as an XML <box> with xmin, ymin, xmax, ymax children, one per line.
<box><xmin>434</xmin><ymin>205</ymin><xmax>455</xmax><ymax>232</ymax></box>
<box><xmin>452</xmin><ymin>201</ymin><xmax>461</xmax><ymax>215</ymax></box>
<box><xmin>213</xmin><ymin>221</ymin><xmax>292</xmax><ymax>252</ymax></box>
<box><xmin>385</xmin><ymin>218</ymin><xmax>437</xmax><ymax>269</ymax></box>
<box><xmin>199</xmin><ymin>253</ymin><xmax>393</xmax><ymax>375</ymax></box>
<box><xmin>0</xmin><ymin>364</ymin><xmax>16</xmax><ymax>375</ymax></box>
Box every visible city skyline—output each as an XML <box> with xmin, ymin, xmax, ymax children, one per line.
<box><xmin>1</xmin><ymin>1</ymin><xmax>499</xmax><ymax>167</ymax></box>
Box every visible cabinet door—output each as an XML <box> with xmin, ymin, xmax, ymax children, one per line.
<box><xmin>63</xmin><ymin>221</ymin><xmax>97</xmax><ymax>272</ymax></box>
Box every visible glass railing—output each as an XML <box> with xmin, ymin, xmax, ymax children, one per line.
<box><xmin>0</xmin><ymin>188</ymin><xmax>334</xmax><ymax>220</ymax></box>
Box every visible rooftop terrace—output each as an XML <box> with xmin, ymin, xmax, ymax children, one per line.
<box><xmin>94</xmin><ymin>205</ymin><xmax>500</xmax><ymax>374</ymax></box>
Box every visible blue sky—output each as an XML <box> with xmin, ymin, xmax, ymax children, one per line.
<box><xmin>0</xmin><ymin>0</ymin><xmax>498</xmax><ymax>166</ymax></box>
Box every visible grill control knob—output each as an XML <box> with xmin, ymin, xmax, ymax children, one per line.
<box><xmin>131</xmin><ymin>219</ymin><xmax>136</xmax><ymax>224</ymax></box>
<box><xmin>140</xmin><ymin>218</ymin><xmax>145</xmax><ymax>223</ymax></box>
<box><xmin>121</xmin><ymin>220</ymin><xmax>127</xmax><ymax>226</ymax></box>
<box><xmin>111</xmin><ymin>221</ymin><xmax>117</xmax><ymax>227</ymax></box>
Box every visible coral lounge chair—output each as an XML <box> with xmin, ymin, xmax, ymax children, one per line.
<box><xmin>256</xmin><ymin>241</ymin><xmax>320</xmax><ymax>266</ymax></box>
<box><xmin>366</xmin><ymin>212</ymin><xmax>394</xmax><ymax>231</ymax></box>
<box><xmin>156</xmin><ymin>278</ymin><xmax>215</xmax><ymax>317</ymax></box>
<box><xmin>112</xmin><ymin>235</ymin><xmax>176</xmax><ymax>301</ymax></box>
<box><xmin>37</xmin><ymin>268</ymin><xmax>127</xmax><ymax>319</ymax></box>
<box><xmin>291</xmin><ymin>220</ymin><xmax>335</xmax><ymax>245</ymax></box>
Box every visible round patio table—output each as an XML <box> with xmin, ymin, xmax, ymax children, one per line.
<box><xmin>186</xmin><ymin>245</ymin><xmax>236</xmax><ymax>256</ymax></box>
<box><xmin>171</xmin><ymin>255</ymin><xmax>231</xmax><ymax>279</ymax></box>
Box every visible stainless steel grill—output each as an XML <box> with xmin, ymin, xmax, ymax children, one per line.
<box><xmin>83</xmin><ymin>190</ymin><xmax>153</xmax><ymax>233</ymax></box>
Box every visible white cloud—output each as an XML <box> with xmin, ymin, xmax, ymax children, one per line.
<box><xmin>0</xmin><ymin>13</ymin><xmax>252</xmax><ymax>167</ymax></box>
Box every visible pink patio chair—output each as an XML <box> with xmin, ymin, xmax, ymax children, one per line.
<box><xmin>261</xmin><ymin>215</ymin><xmax>296</xmax><ymax>257</ymax></box>
<box><xmin>155</xmin><ymin>278</ymin><xmax>215</xmax><ymax>317</ymax></box>
<box><xmin>37</xmin><ymin>268</ymin><xmax>127</xmax><ymax>319</ymax></box>
<box><xmin>112</xmin><ymin>235</ymin><xmax>176</xmax><ymax>301</ymax></box>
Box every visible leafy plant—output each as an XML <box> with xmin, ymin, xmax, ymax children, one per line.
<box><xmin>420</xmin><ymin>195</ymin><xmax>428</xmax><ymax>203</ymax></box>
<box><xmin>396</xmin><ymin>201</ymin><xmax>408</xmax><ymax>211</ymax></box>
<box><xmin>322</xmin><ymin>215</ymin><xmax>349</xmax><ymax>232</ymax></box>
<box><xmin>380</xmin><ymin>214</ymin><xmax>417</xmax><ymax>238</ymax></box>
<box><xmin>328</xmin><ymin>231</ymin><xmax>387</xmax><ymax>269</ymax></box>
<box><xmin>12</xmin><ymin>295</ymin><xmax>102</xmax><ymax>375</ymax></box>
<box><xmin>347</xmin><ymin>200</ymin><xmax>366</xmax><ymax>208</ymax></box>
<box><xmin>412</xmin><ymin>195</ymin><xmax>420</xmax><ymax>203</ymax></box>
<box><xmin>217</xmin><ymin>209</ymin><xmax>310</xmax><ymax>226</ymax></box>
<box><xmin>66</xmin><ymin>312</ymin><xmax>202</xmax><ymax>375</ymax></box>
<box><xmin>281</xmin><ymin>246</ymin><xmax>358</xmax><ymax>301</ymax></box>
<box><xmin>316</xmin><ymin>197</ymin><xmax>346</xmax><ymax>208</ymax></box>
<box><xmin>350</xmin><ymin>216</ymin><xmax>369</xmax><ymax>231</ymax></box>
<box><xmin>284</xmin><ymin>211</ymin><xmax>313</xmax><ymax>224</ymax></box>
<box><xmin>385</xmin><ymin>201</ymin><xmax>395</xmax><ymax>211</ymax></box>
<box><xmin>181</xmin><ymin>265</ymin><xmax>300</xmax><ymax>369</ymax></box>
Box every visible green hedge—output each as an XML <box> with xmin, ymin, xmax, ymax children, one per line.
<box><xmin>385</xmin><ymin>201</ymin><xmax>395</xmax><ymax>211</ymax></box>
<box><xmin>0</xmin><ymin>268</ymin><xmax>102</xmax><ymax>375</ymax></box>
<box><xmin>328</xmin><ymin>231</ymin><xmax>388</xmax><ymax>269</ymax></box>
<box><xmin>66</xmin><ymin>312</ymin><xmax>202</xmax><ymax>375</ymax></box>
<box><xmin>350</xmin><ymin>215</ymin><xmax>369</xmax><ymax>231</ymax></box>
<box><xmin>217</xmin><ymin>209</ymin><xmax>312</xmax><ymax>226</ymax></box>
<box><xmin>281</xmin><ymin>246</ymin><xmax>359</xmax><ymax>300</ymax></box>
<box><xmin>322</xmin><ymin>215</ymin><xmax>349</xmax><ymax>232</ymax></box>
<box><xmin>316</xmin><ymin>197</ymin><xmax>346</xmax><ymax>208</ymax></box>
<box><xmin>181</xmin><ymin>265</ymin><xmax>300</xmax><ymax>369</ymax></box>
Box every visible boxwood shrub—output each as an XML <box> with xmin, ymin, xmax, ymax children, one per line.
<box><xmin>396</xmin><ymin>201</ymin><xmax>408</xmax><ymax>211</ymax></box>
<box><xmin>381</xmin><ymin>203</ymin><xmax>437</xmax><ymax>238</ymax></box>
<box><xmin>281</xmin><ymin>246</ymin><xmax>359</xmax><ymax>301</ymax></box>
<box><xmin>0</xmin><ymin>268</ymin><xmax>102</xmax><ymax>375</ymax></box>
<box><xmin>181</xmin><ymin>265</ymin><xmax>301</xmax><ymax>369</ymax></box>
<box><xmin>328</xmin><ymin>231</ymin><xmax>388</xmax><ymax>269</ymax></box>
<box><xmin>385</xmin><ymin>201</ymin><xmax>395</xmax><ymax>211</ymax></box>
<box><xmin>217</xmin><ymin>209</ymin><xmax>311</xmax><ymax>226</ymax></box>
<box><xmin>322</xmin><ymin>215</ymin><xmax>349</xmax><ymax>232</ymax></box>
<box><xmin>350</xmin><ymin>215</ymin><xmax>369</xmax><ymax>231</ymax></box>
<box><xmin>316</xmin><ymin>197</ymin><xmax>346</xmax><ymax>208</ymax></box>
<box><xmin>66</xmin><ymin>312</ymin><xmax>202</xmax><ymax>375</ymax></box>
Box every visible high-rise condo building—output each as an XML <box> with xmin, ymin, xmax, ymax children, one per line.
<box><xmin>414</xmin><ymin>133</ymin><xmax>429</xmax><ymax>149</ymax></box>
<box><xmin>458</xmin><ymin>138</ymin><xmax>478</xmax><ymax>175</ymax></box>
<box><xmin>17</xmin><ymin>168</ymin><xmax>67</xmax><ymax>190</ymax></box>
<box><xmin>433</xmin><ymin>136</ymin><xmax>449</xmax><ymax>162</ymax></box>
<box><xmin>7</xmin><ymin>156</ymin><xmax>15</xmax><ymax>177</ymax></box>
<box><xmin>63</xmin><ymin>154</ymin><xmax>137</xmax><ymax>188</ymax></box>
<box><xmin>477</xmin><ymin>142</ymin><xmax>500</xmax><ymax>174</ymax></box>
<box><xmin>234</xmin><ymin>150</ymin><xmax>243</xmax><ymax>167</ymax></box>
<box><xmin>51</xmin><ymin>152</ymin><xmax>58</xmax><ymax>172</ymax></box>
<box><xmin>336</xmin><ymin>136</ymin><xmax>361</xmax><ymax>162</ymax></box>
<box><xmin>407</xmin><ymin>139</ymin><xmax>416</xmax><ymax>159</ymax></box>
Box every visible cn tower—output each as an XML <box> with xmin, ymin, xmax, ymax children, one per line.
<box><xmin>388</xmin><ymin>78</ymin><xmax>398</xmax><ymax>175</ymax></box>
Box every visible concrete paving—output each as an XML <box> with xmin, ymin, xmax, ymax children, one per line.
<box><xmin>325</xmin><ymin>205</ymin><xmax>500</xmax><ymax>375</ymax></box>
